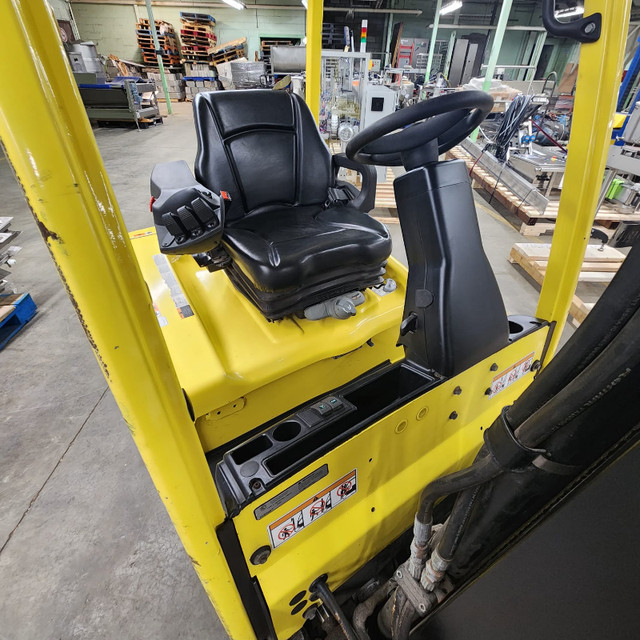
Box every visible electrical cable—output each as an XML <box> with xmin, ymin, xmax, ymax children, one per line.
<box><xmin>485</xmin><ymin>94</ymin><xmax>542</xmax><ymax>162</ymax></box>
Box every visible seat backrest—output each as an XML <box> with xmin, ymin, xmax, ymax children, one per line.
<box><xmin>193</xmin><ymin>90</ymin><xmax>332</xmax><ymax>221</ymax></box>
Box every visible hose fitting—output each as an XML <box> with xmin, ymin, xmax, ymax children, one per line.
<box><xmin>408</xmin><ymin>517</ymin><xmax>432</xmax><ymax>579</ymax></box>
<box><xmin>420</xmin><ymin>548</ymin><xmax>449</xmax><ymax>592</ymax></box>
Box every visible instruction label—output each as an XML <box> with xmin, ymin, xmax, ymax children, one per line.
<box><xmin>268</xmin><ymin>469</ymin><xmax>357</xmax><ymax>549</ymax></box>
<box><xmin>489</xmin><ymin>352</ymin><xmax>535</xmax><ymax>397</ymax></box>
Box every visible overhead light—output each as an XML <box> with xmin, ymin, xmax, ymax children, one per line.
<box><xmin>554</xmin><ymin>6</ymin><xmax>585</xmax><ymax>18</ymax></box>
<box><xmin>221</xmin><ymin>0</ymin><xmax>246</xmax><ymax>9</ymax></box>
<box><xmin>440</xmin><ymin>1</ymin><xmax>463</xmax><ymax>15</ymax></box>
<box><xmin>301</xmin><ymin>0</ymin><xmax>307</xmax><ymax>7</ymax></box>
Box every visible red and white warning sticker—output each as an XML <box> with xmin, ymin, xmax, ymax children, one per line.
<box><xmin>268</xmin><ymin>469</ymin><xmax>357</xmax><ymax>548</ymax></box>
<box><xmin>489</xmin><ymin>352</ymin><xmax>535</xmax><ymax>397</ymax></box>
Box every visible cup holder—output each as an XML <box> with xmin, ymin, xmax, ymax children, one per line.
<box><xmin>508</xmin><ymin>320</ymin><xmax>524</xmax><ymax>334</ymax></box>
<box><xmin>273</xmin><ymin>420</ymin><xmax>302</xmax><ymax>442</ymax></box>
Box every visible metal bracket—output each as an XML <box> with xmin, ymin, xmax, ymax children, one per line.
<box><xmin>395</xmin><ymin>564</ymin><xmax>432</xmax><ymax>616</ymax></box>
<box><xmin>542</xmin><ymin>0</ymin><xmax>601</xmax><ymax>44</ymax></box>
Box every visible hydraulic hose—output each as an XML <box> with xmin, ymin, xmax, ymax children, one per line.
<box><xmin>428</xmin><ymin>300</ymin><xmax>640</xmax><ymax>584</ymax></box>
<box><xmin>398</xmin><ymin>245</ymin><xmax>640</xmax><ymax>638</ymax></box>
<box><xmin>352</xmin><ymin>581</ymin><xmax>392</xmax><ymax>640</ymax></box>
<box><xmin>447</xmin><ymin>364</ymin><xmax>640</xmax><ymax>580</ymax></box>
<box><xmin>391</xmin><ymin>589</ymin><xmax>417</xmax><ymax>640</ymax></box>
<box><xmin>414</xmin><ymin>242</ymin><xmax>640</xmax><ymax>531</ymax></box>
<box><xmin>507</xmin><ymin>241</ymin><xmax>640</xmax><ymax>429</ymax></box>
<box><xmin>415</xmin><ymin>453</ymin><xmax>501</xmax><ymax>526</ymax></box>
<box><xmin>436</xmin><ymin>486</ymin><xmax>482</xmax><ymax>562</ymax></box>
<box><xmin>311</xmin><ymin>579</ymin><xmax>359</xmax><ymax>640</ymax></box>
<box><xmin>513</xmin><ymin>301</ymin><xmax>640</xmax><ymax>449</ymax></box>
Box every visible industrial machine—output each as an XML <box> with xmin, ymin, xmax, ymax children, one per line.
<box><xmin>319</xmin><ymin>50</ymin><xmax>369</xmax><ymax>139</ymax></box>
<box><xmin>76</xmin><ymin>75</ymin><xmax>162</xmax><ymax>128</ymax></box>
<box><xmin>3</xmin><ymin>1</ymin><xmax>640</xmax><ymax>640</ymax></box>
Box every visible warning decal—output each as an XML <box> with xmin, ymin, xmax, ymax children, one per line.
<box><xmin>153</xmin><ymin>254</ymin><xmax>194</xmax><ymax>319</ymax></box>
<box><xmin>489</xmin><ymin>352</ymin><xmax>535</xmax><ymax>397</ymax></box>
<box><xmin>268</xmin><ymin>469</ymin><xmax>357</xmax><ymax>549</ymax></box>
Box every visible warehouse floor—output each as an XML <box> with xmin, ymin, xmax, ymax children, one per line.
<box><xmin>1</xmin><ymin>102</ymin><xmax>549</xmax><ymax>640</ymax></box>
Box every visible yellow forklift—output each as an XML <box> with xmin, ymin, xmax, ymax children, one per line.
<box><xmin>2</xmin><ymin>1</ymin><xmax>639</xmax><ymax>639</ymax></box>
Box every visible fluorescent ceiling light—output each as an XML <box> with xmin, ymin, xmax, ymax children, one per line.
<box><xmin>301</xmin><ymin>0</ymin><xmax>307</xmax><ymax>7</ymax></box>
<box><xmin>440</xmin><ymin>1</ymin><xmax>463</xmax><ymax>15</ymax></box>
<box><xmin>221</xmin><ymin>0</ymin><xmax>246</xmax><ymax>9</ymax></box>
<box><xmin>555</xmin><ymin>6</ymin><xmax>585</xmax><ymax>18</ymax></box>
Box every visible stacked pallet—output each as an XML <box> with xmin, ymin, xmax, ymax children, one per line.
<box><xmin>136</xmin><ymin>19</ymin><xmax>181</xmax><ymax>67</ymax></box>
<box><xmin>180</xmin><ymin>12</ymin><xmax>216</xmax><ymax>64</ymax></box>
<box><xmin>211</xmin><ymin>38</ymin><xmax>247</xmax><ymax>67</ymax></box>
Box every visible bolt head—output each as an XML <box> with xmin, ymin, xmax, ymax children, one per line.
<box><xmin>250</xmin><ymin>545</ymin><xmax>271</xmax><ymax>565</ymax></box>
<box><xmin>418</xmin><ymin>603</ymin><xmax>427</xmax><ymax>613</ymax></box>
<box><xmin>584</xmin><ymin>22</ymin><xmax>596</xmax><ymax>34</ymax></box>
<box><xmin>449</xmin><ymin>411</ymin><xmax>458</xmax><ymax>420</ymax></box>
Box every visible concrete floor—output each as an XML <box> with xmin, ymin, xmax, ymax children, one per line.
<box><xmin>1</xmin><ymin>102</ymin><xmax>543</xmax><ymax>640</ymax></box>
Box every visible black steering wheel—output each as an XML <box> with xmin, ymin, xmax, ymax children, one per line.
<box><xmin>346</xmin><ymin>90</ymin><xmax>494</xmax><ymax>167</ymax></box>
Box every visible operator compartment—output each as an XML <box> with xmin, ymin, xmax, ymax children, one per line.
<box><xmin>134</xmin><ymin>86</ymin><xmax>554</xmax><ymax>640</ymax></box>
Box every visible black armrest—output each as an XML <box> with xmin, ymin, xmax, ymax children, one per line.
<box><xmin>331</xmin><ymin>153</ymin><xmax>377</xmax><ymax>213</ymax></box>
<box><xmin>150</xmin><ymin>160</ymin><xmax>225</xmax><ymax>255</ymax></box>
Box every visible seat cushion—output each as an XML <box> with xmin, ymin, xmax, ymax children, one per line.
<box><xmin>222</xmin><ymin>205</ymin><xmax>392</xmax><ymax>292</ymax></box>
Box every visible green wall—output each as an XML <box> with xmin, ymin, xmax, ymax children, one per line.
<box><xmin>386</xmin><ymin>0</ymin><xmax>559</xmax><ymax>78</ymax></box>
<box><xmin>72</xmin><ymin>1</ymin><xmax>306</xmax><ymax>63</ymax></box>
<box><xmin>48</xmin><ymin>0</ymin><xmax>75</xmax><ymax>22</ymax></box>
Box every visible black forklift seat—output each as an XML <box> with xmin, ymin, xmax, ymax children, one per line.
<box><xmin>190</xmin><ymin>90</ymin><xmax>391</xmax><ymax>318</ymax></box>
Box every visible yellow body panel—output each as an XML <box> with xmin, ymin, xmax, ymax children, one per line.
<box><xmin>130</xmin><ymin>229</ymin><xmax>407</xmax><ymax>450</ymax></box>
<box><xmin>536</xmin><ymin>0</ymin><xmax>631</xmax><ymax>357</ymax></box>
<box><xmin>234</xmin><ymin>328</ymin><xmax>549</xmax><ymax>638</ymax></box>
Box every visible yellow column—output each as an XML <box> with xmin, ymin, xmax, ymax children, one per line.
<box><xmin>0</xmin><ymin>1</ymin><xmax>253</xmax><ymax>637</ymax></box>
<box><xmin>537</xmin><ymin>0</ymin><xmax>632</xmax><ymax>358</ymax></box>
<box><xmin>305</xmin><ymin>0</ymin><xmax>324</xmax><ymax>122</ymax></box>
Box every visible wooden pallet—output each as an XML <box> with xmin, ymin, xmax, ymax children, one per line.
<box><xmin>212</xmin><ymin>37</ymin><xmax>246</xmax><ymax>55</ymax></box>
<box><xmin>181</xmin><ymin>31</ymin><xmax>215</xmax><ymax>43</ymax></box>
<box><xmin>445</xmin><ymin>145</ymin><xmax>640</xmax><ymax>235</ymax></box>
<box><xmin>508</xmin><ymin>242</ymin><xmax>626</xmax><ymax>326</ymax></box>
<box><xmin>0</xmin><ymin>293</ymin><xmax>37</xmax><ymax>350</ymax></box>
<box><xmin>180</xmin><ymin>16</ymin><xmax>215</xmax><ymax>62</ymax></box>
<box><xmin>181</xmin><ymin>44</ymin><xmax>213</xmax><ymax>53</ymax></box>
<box><xmin>136</xmin><ymin>19</ymin><xmax>180</xmax><ymax>66</ymax></box>
<box><xmin>374</xmin><ymin>168</ymin><xmax>397</xmax><ymax>211</ymax></box>
<box><xmin>211</xmin><ymin>49</ymin><xmax>245</xmax><ymax>65</ymax></box>
<box><xmin>180</xmin><ymin>11</ymin><xmax>216</xmax><ymax>25</ymax></box>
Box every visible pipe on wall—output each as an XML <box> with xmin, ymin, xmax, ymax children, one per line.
<box><xmin>71</xmin><ymin>0</ymin><xmax>422</xmax><ymax>13</ymax></box>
